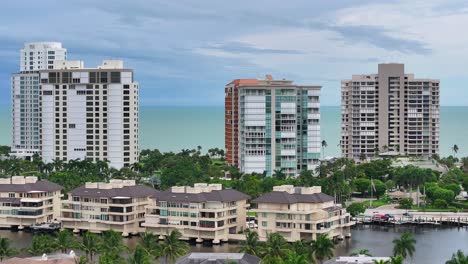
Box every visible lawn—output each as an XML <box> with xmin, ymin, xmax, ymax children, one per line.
<box><xmin>247</xmin><ymin>212</ymin><xmax>257</xmax><ymax>217</ymax></box>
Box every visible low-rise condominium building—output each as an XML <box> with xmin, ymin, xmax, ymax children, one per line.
<box><xmin>61</xmin><ymin>180</ymin><xmax>158</xmax><ymax>236</ymax></box>
<box><xmin>144</xmin><ymin>183</ymin><xmax>250</xmax><ymax>244</ymax></box>
<box><xmin>252</xmin><ymin>185</ymin><xmax>353</xmax><ymax>242</ymax></box>
<box><xmin>0</xmin><ymin>176</ymin><xmax>63</xmax><ymax>229</ymax></box>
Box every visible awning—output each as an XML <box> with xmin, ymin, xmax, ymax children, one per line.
<box><xmin>20</xmin><ymin>198</ymin><xmax>42</xmax><ymax>203</ymax></box>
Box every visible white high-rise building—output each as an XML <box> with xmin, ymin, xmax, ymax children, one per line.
<box><xmin>20</xmin><ymin>42</ymin><xmax>67</xmax><ymax>71</ymax></box>
<box><xmin>11</xmin><ymin>42</ymin><xmax>67</xmax><ymax>159</ymax></box>
<box><xmin>40</xmin><ymin>60</ymin><xmax>139</xmax><ymax>168</ymax></box>
<box><xmin>229</xmin><ymin>75</ymin><xmax>321</xmax><ymax>178</ymax></box>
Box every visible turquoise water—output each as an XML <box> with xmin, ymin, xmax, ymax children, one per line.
<box><xmin>0</xmin><ymin>106</ymin><xmax>466</xmax><ymax>157</ymax></box>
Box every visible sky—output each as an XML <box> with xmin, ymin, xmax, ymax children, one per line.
<box><xmin>1</xmin><ymin>0</ymin><xmax>468</xmax><ymax>107</ymax></box>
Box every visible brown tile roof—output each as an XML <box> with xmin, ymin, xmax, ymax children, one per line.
<box><xmin>252</xmin><ymin>191</ymin><xmax>334</xmax><ymax>204</ymax></box>
<box><xmin>0</xmin><ymin>197</ymin><xmax>21</xmax><ymax>203</ymax></box>
<box><xmin>69</xmin><ymin>185</ymin><xmax>159</xmax><ymax>198</ymax></box>
<box><xmin>156</xmin><ymin>189</ymin><xmax>250</xmax><ymax>203</ymax></box>
<box><xmin>2</xmin><ymin>256</ymin><xmax>76</xmax><ymax>264</ymax></box>
<box><xmin>0</xmin><ymin>180</ymin><xmax>63</xmax><ymax>193</ymax></box>
<box><xmin>176</xmin><ymin>253</ymin><xmax>261</xmax><ymax>264</ymax></box>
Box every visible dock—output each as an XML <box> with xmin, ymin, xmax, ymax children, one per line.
<box><xmin>354</xmin><ymin>209</ymin><xmax>468</xmax><ymax>227</ymax></box>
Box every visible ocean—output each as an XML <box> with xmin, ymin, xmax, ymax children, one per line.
<box><xmin>0</xmin><ymin>106</ymin><xmax>467</xmax><ymax>157</ymax></box>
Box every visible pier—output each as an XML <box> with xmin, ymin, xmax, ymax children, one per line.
<box><xmin>354</xmin><ymin>209</ymin><xmax>468</xmax><ymax>227</ymax></box>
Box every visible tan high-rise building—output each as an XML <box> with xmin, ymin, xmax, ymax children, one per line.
<box><xmin>341</xmin><ymin>63</ymin><xmax>440</xmax><ymax>160</ymax></box>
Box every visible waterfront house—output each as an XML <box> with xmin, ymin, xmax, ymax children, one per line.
<box><xmin>252</xmin><ymin>185</ymin><xmax>353</xmax><ymax>242</ymax></box>
<box><xmin>60</xmin><ymin>179</ymin><xmax>158</xmax><ymax>236</ymax></box>
<box><xmin>143</xmin><ymin>183</ymin><xmax>250</xmax><ymax>243</ymax></box>
<box><xmin>0</xmin><ymin>176</ymin><xmax>62</xmax><ymax>229</ymax></box>
<box><xmin>324</xmin><ymin>255</ymin><xmax>390</xmax><ymax>264</ymax></box>
<box><xmin>176</xmin><ymin>253</ymin><xmax>261</xmax><ymax>264</ymax></box>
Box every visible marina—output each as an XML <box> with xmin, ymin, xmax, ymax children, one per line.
<box><xmin>354</xmin><ymin>210</ymin><xmax>468</xmax><ymax>227</ymax></box>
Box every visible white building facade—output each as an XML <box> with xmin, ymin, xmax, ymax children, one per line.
<box><xmin>20</xmin><ymin>42</ymin><xmax>67</xmax><ymax>71</ymax></box>
<box><xmin>40</xmin><ymin>60</ymin><xmax>139</xmax><ymax>168</ymax></box>
<box><xmin>11</xmin><ymin>42</ymin><xmax>67</xmax><ymax>159</ymax></box>
<box><xmin>237</xmin><ymin>77</ymin><xmax>321</xmax><ymax>177</ymax></box>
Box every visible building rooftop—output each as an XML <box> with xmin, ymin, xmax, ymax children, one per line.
<box><xmin>252</xmin><ymin>191</ymin><xmax>334</xmax><ymax>204</ymax></box>
<box><xmin>324</xmin><ymin>255</ymin><xmax>390</xmax><ymax>264</ymax></box>
<box><xmin>252</xmin><ymin>185</ymin><xmax>334</xmax><ymax>204</ymax></box>
<box><xmin>176</xmin><ymin>253</ymin><xmax>261</xmax><ymax>264</ymax></box>
<box><xmin>0</xmin><ymin>176</ymin><xmax>63</xmax><ymax>193</ymax></box>
<box><xmin>69</xmin><ymin>180</ymin><xmax>159</xmax><ymax>198</ymax></box>
<box><xmin>156</xmin><ymin>184</ymin><xmax>250</xmax><ymax>203</ymax></box>
<box><xmin>3</xmin><ymin>253</ymin><xmax>77</xmax><ymax>264</ymax></box>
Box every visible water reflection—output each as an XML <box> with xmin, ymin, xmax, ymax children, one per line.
<box><xmin>1</xmin><ymin>225</ymin><xmax>467</xmax><ymax>264</ymax></box>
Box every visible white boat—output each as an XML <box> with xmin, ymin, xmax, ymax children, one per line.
<box><xmin>30</xmin><ymin>222</ymin><xmax>61</xmax><ymax>231</ymax></box>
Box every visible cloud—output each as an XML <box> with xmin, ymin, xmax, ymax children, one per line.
<box><xmin>0</xmin><ymin>0</ymin><xmax>468</xmax><ymax>107</ymax></box>
<box><xmin>329</xmin><ymin>25</ymin><xmax>431</xmax><ymax>54</ymax></box>
<box><xmin>200</xmin><ymin>42</ymin><xmax>304</xmax><ymax>55</ymax></box>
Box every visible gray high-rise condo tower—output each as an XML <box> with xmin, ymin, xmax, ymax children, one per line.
<box><xmin>341</xmin><ymin>63</ymin><xmax>440</xmax><ymax>160</ymax></box>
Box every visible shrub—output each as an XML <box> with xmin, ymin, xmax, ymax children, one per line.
<box><xmin>433</xmin><ymin>199</ymin><xmax>448</xmax><ymax>209</ymax></box>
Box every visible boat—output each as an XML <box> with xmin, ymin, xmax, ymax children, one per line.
<box><xmin>30</xmin><ymin>222</ymin><xmax>61</xmax><ymax>232</ymax></box>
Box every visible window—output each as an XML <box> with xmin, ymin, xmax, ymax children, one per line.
<box><xmin>262</xmin><ymin>221</ymin><xmax>267</xmax><ymax>227</ymax></box>
<box><xmin>69</xmin><ymin>124</ymin><xmax>76</xmax><ymax>129</ymax></box>
<box><xmin>110</xmin><ymin>72</ymin><xmax>121</xmax><ymax>83</ymax></box>
<box><xmin>262</xmin><ymin>213</ymin><xmax>267</xmax><ymax>218</ymax></box>
<box><xmin>8</xmin><ymin>193</ymin><xmax>15</xmax><ymax>198</ymax></box>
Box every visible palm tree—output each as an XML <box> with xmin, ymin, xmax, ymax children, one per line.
<box><xmin>351</xmin><ymin>249</ymin><xmax>372</xmax><ymax>256</ymax></box>
<box><xmin>452</xmin><ymin>144</ymin><xmax>459</xmax><ymax>157</ymax></box>
<box><xmin>374</xmin><ymin>147</ymin><xmax>380</xmax><ymax>157</ymax></box>
<box><xmin>291</xmin><ymin>240</ymin><xmax>313</xmax><ymax>260</ymax></box>
<box><xmin>311</xmin><ymin>234</ymin><xmax>335</xmax><ymax>264</ymax></box>
<box><xmin>99</xmin><ymin>252</ymin><xmax>125</xmax><ymax>264</ymax></box>
<box><xmin>55</xmin><ymin>229</ymin><xmax>78</xmax><ymax>253</ymax></box>
<box><xmin>0</xmin><ymin>237</ymin><xmax>17</xmax><ymax>261</ymax></box>
<box><xmin>273</xmin><ymin>169</ymin><xmax>286</xmax><ymax>180</ymax></box>
<box><xmin>238</xmin><ymin>229</ymin><xmax>261</xmax><ymax>256</ymax></box>
<box><xmin>321</xmin><ymin>140</ymin><xmax>328</xmax><ymax>159</ymax></box>
<box><xmin>359</xmin><ymin>153</ymin><xmax>367</xmax><ymax>163</ymax></box>
<box><xmin>392</xmin><ymin>232</ymin><xmax>416</xmax><ymax>259</ymax></box>
<box><xmin>382</xmin><ymin>145</ymin><xmax>389</xmax><ymax>153</ymax></box>
<box><xmin>75</xmin><ymin>256</ymin><xmax>88</xmax><ymax>264</ymax></box>
<box><xmin>52</xmin><ymin>158</ymin><xmax>64</xmax><ymax>171</ymax></box>
<box><xmin>373</xmin><ymin>260</ymin><xmax>388</xmax><ymax>264</ymax></box>
<box><xmin>140</xmin><ymin>231</ymin><xmax>161</xmax><ymax>259</ymax></box>
<box><xmin>261</xmin><ymin>233</ymin><xmax>290</xmax><ymax>263</ymax></box>
<box><xmin>29</xmin><ymin>234</ymin><xmax>57</xmax><ymax>255</ymax></box>
<box><xmin>127</xmin><ymin>244</ymin><xmax>151</xmax><ymax>264</ymax></box>
<box><xmin>282</xmin><ymin>251</ymin><xmax>312</xmax><ymax>264</ymax></box>
<box><xmin>388</xmin><ymin>255</ymin><xmax>404</xmax><ymax>264</ymax></box>
<box><xmin>100</xmin><ymin>230</ymin><xmax>127</xmax><ymax>256</ymax></box>
<box><xmin>80</xmin><ymin>232</ymin><xmax>101</xmax><ymax>262</ymax></box>
<box><xmin>160</xmin><ymin>230</ymin><xmax>189</xmax><ymax>264</ymax></box>
<box><xmin>445</xmin><ymin>250</ymin><xmax>468</xmax><ymax>264</ymax></box>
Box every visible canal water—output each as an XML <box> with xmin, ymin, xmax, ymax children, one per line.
<box><xmin>1</xmin><ymin>225</ymin><xmax>467</xmax><ymax>263</ymax></box>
